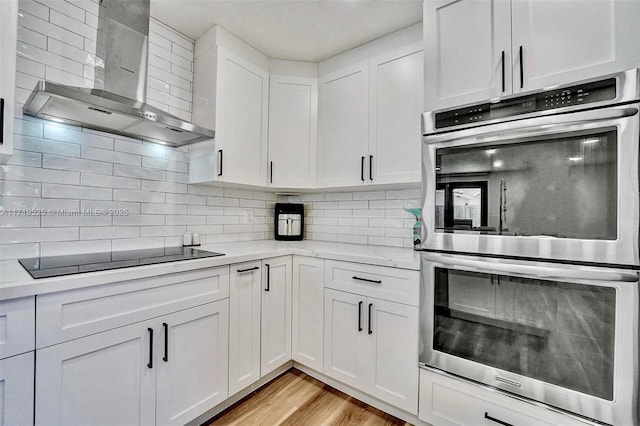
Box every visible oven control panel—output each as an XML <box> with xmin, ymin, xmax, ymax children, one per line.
<box><xmin>434</xmin><ymin>78</ymin><xmax>617</xmax><ymax>129</ymax></box>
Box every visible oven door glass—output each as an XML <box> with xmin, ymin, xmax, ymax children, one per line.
<box><xmin>432</xmin><ymin>266</ymin><xmax>616</xmax><ymax>400</ymax></box>
<box><xmin>435</xmin><ymin>129</ymin><xmax>617</xmax><ymax>239</ymax></box>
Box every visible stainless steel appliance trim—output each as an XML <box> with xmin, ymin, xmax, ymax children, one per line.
<box><xmin>421</xmin><ymin>103</ymin><xmax>640</xmax><ymax>266</ymax></box>
<box><xmin>422</xmin><ymin>68</ymin><xmax>639</xmax><ymax>135</ymax></box>
<box><xmin>420</xmin><ymin>252</ymin><xmax>640</xmax><ymax>426</ymax></box>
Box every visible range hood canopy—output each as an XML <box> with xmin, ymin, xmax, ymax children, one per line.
<box><xmin>23</xmin><ymin>0</ymin><xmax>214</xmax><ymax>147</ymax></box>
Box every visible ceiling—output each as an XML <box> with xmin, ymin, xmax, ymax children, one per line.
<box><xmin>150</xmin><ymin>0</ymin><xmax>423</xmax><ymax>62</ymax></box>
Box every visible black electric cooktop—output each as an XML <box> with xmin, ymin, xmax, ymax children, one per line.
<box><xmin>19</xmin><ymin>247</ymin><xmax>225</xmax><ymax>279</ymax></box>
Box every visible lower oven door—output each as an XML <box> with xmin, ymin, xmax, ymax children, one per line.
<box><xmin>419</xmin><ymin>252</ymin><xmax>639</xmax><ymax>425</ymax></box>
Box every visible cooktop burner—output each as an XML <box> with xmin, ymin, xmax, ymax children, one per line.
<box><xmin>18</xmin><ymin>246</ymin><xmax>225</xmax><ymax>279</ymax></box>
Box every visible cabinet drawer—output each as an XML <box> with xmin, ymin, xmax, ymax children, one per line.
<box><xmin>37</xmin><ymin>266</ymin><xmax>229</xmax><ymax>349</ymax></box>
<box><xmin>0</xmin><ymin>297</ymin><xmax>35</xmax><ymax>359</ymax></box>
<box><xmin>419</xmin><ymin>368</ymin><xmax>593</xmax><ymax>426</ymax></box>
<box><xmin>324</xmin><ymin>260</ymin><xmax>419</xmax><ymax>306</ymax></box>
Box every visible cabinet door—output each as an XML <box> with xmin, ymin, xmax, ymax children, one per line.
<box><xmin>424</xmin><ymin>0</ymin><xmax>512</xmax><ymax>110</ymax></box>
<box><xmin>323</xmin><ymin>289</ymin><xmax>367</xmax><ymax>389</ymax></box>
<box><xmin>318</xmin><ymin>61</ymin><xmax>370</xmax><ymax>187</ymax></box>
<box><xmin>512</xmin><ymin>0</ymin><xmax>640</xmax><ymax>93</ymax></box>
<box><xmin>268</xmin><ymin>76</ymin><xmax>318</xmax><ymax>188</ymax></box>
<box><xmin>369</xmin><ymin>45</ymin><xmax>423</xmax><ymax>185</ymax></box>
<box><xmin>35</xmin><ymin>320</ymin><xmax>156</xmax><ymax>426</ymax></box>
<box><xmin>0</xmin><ymin>0</ymin><xmax>17</xmax><ymax>161</ymax></box>
<box><xmin>0</xmin><ymin>352</ymin><xmax>34</xmax><ymax>426</ymax></box>
<box><xmin>156</xmin><ymin>301</ymin><xmax>229</xmax><ymax>426</ymax></box>
<box><xmin>215</xmin><ymin>48</ymin><xmax>269</xmax><ymax>186</ymax></box>
<box><xmin>366</xmin><ymin>298</ymin><xmax>419</xmax><ymax>414</ymax></box>
<box><xmin>228</xmin><ymin>261</ymin><xmax>261</xmax><ymax>396</ymax></box>
<box><xmin>261</xmin><ymin>256</ymin><xmax>292</xmax><ymax>376</ymax></box>
<box><xmin>292</xmin><ymin>256</ymin><xmax>324</xmax><ymax>372</ymax></box>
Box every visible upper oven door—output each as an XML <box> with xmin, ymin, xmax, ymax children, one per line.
<box><xmin>422</xmin><ymin>103</ymin><xmax>640</xmax><ymax>266</ymax></box>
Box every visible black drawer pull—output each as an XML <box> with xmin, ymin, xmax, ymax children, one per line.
<box><xmin>501</xmin><ymin>50</ymin><xmax>505</xmax><ymax>92</ymax></box>
<box><xmin>485</xmin><ymin>412</ymin><xmax>514</xmax><ymax>426</ymax></box>
<box><xmin>217</xmin><ymin>149</ymin><xmax>223</xmax><ymax>176</ymax></box>
<box><xmin>147</xmin><ymin>328</ymin><xmax>154</xmax><ymax>369</ymax></box>
<box><xmin>0</xmin><ymin>98</ymin><xmax>5</xmax><ymax>144</ymax></box>
<box><xmin>358</xmin><ymin>301</ymin><xmax>363</xmax><ymax>332</ymax></box>
<box><xmin>360</xmin><ymin>156</ymin><xmax>365</xmax><ymax>182</ymax></box>
<box><xmin>238</xmin><ymin>266</ymin><xmax>259</xmax><ymax>273</ymax></box>
<box><xmin>368</xmin><ymin>303</ymin><xmax>373</xmax><ymax>335</ymax></box>
<box><xmin>352</xmin><ymin>276</ymin><xmax>382</xmax><ymax>284</ymax></box>
<box><xmin>369</xmin><ymin>155</ymin><xmax>373</xmax><ymax>181</ymax></box>
<box><xmin>162</xmin><ymin>323</ymin><xmax>168</xmax><ymax>362</ymax></box>
<box><xmin>265</xmin><ymin>263</ymin><xmax>270</xmax><ymax>291</ymax></box>
<box><xmin>519</xmin><ymin>45</ymin><xmax>524</xmax><ymax>89</ymax></box>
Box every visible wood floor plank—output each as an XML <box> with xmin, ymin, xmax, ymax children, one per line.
<box><xmin>204</xmin><ymin>369</ymin><xmax>412</xmax><ymax>426</ymax></box>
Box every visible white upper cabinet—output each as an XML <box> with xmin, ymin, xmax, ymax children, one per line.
<box><xmin>0</xmin><ymin>0</ymin><xmax>17</xmax><ymax>162</ymax></box>
<box><xmin>511</xmin><ymin>0</ymin><xmax>640</xmax><ymax>92</ymax></box>
<box><xmin>369</xmin><ymin>44</ymin><xmax>423</xmax><ymax>185</ymax></box>
<box><xmin>424</xmin><ymin>0</ymin><xmax>640</xmax><ymax>110</ymax></box>
<box><xmin>318</xmin><ymin>24</ymin><xmax>424</xmax><ymax>189</ymax></box>
<box><xmin>318</xmin><ymin>61</ymin><xmax>371</xmax><ymax>188</ymax></box>
<box><xmin>424</xmin><ymin>0</ymin><xmax>511</xmax><ymax>111</ymax></box>
<box><xmin>268</xmin><ymin>75</ymin><xmax>318</xmax><ymax>188</ymax></box>
<box><xmin>191</xmin><ymin>27</ymin><xmax>270</xmax><ymax>186</ymax></box>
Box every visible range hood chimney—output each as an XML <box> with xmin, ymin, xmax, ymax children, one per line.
<box><xmin>23</xmin><ymin>0</ymin><xmax>214</xmax><ymax>147</ymax></box>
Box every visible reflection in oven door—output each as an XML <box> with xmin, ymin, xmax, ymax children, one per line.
<box><xmin>419</xmin><ymin>252</ymin><xmax>640</xmax><ymax>426</ymax></box>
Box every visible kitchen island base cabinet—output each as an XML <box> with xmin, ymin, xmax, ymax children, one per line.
<box><xmin>260</xmin><ymin>257</ymin><xmax>292</xmax><ymax>377</ymax></box>
<box><xmin>35</xmin><ymin>302</ymin><xmax>229</xmax><ymax>426</ymax></box>
<box><xmin>324</xmin><ymin>289</ymin><xmax>419</xmax><ymax>414</ymax></box>
<box><xmin>0</xmin><ymin>352</ymin><xmax>34</xmax><ymax>426</ymax></box>
<box><xmin>291</xmin><ymin>256</ymin><xmax>324</xmax><ymax>372</ymax></box>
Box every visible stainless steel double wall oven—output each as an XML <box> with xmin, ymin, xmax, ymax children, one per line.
<box><xmin>419</xmin><ymin>69</ymin><xmax>640</xmax><ymax>425</ymax></box>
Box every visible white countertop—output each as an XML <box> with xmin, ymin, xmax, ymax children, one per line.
<box><xmin>0</xmin><ymin>241</ymin><xmax>420</xmax><ymax>301</ymax></box>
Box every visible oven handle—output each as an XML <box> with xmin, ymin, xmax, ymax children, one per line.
<box><xmin>424</xmin><ymin>254</ymin><xmax>639</xmax><ymax>284</ymax></box>
<box><xmin>424</xmin><ymin>106</ymin><xmax>638</xmax><ymax>143</ymax></box>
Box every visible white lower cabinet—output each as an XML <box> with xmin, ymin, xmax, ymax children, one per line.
<box><xmin>419</xmin><ymin>368</ymin><xmax>592</xmax><ymax>426</ymax></box>
<box><xmin>0</xmin><ymin>352</ymin><xmax>34</xmax><ymax>426</ymax></box>
<box><xmin>35</xmin><ymin>301</ymin><xmax>229</xmax><ymax>426</ymax></box>
<box><xmin>260</xmin><ymin>256</ymin><xmax>292</xmax><ymax>377</ymax></box>
<box><xmin>155</xmin><ymin>302</ymin><xmax>229</xmax><ymax>426</ymax></box>
<box><xmin>324</xmin><ymin>288</ymin><xmax>419</xmax><ymax>414</ymax></box>
<box><xmin>228</xmin><ymin>261</ymin><xmax>262</xmax><ymax>396</ymax></box>
<box><xmin>291</xmin><ymin>256</ymin><xmax>324</xmax><ymax>371</ymax></box>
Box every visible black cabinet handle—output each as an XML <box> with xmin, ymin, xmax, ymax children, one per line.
<box><xmin>360</xmin><ymin>156</ymin><xmax>365</xmax><ymax>182</ymax></box>
<box><xmin>162</xmin><ymin>323</ymin><xmax>168</xmax><ymax>362</ymax></box>
<box><xmin>237</xmin><ymin>266</ymin><xmax>259</xmax><ymax>273</ymax></box>
<box><xmin>485</xmin><ymin>412</ymin><xmax>514</xmax><ymax>426</ymax></box>
<box><xmin>519</xmin><ymin>45</ymin><xmax>524</xmax><ymax>89</ymax></box>
<box><xmin>0</xmin><ymin>98</ymin><xmax>4</xmax><ymax>145</ymax></box>
<box><xmin>501</xmin><ymin>50</ymin><xmax>505</xmax><ymax>92</ymax></box>
<box><xmin>217</xmin><ymin>149</ymin><xmax>223</xmax><ymax>176</ymax></box>
<box><xmin>369</xmin><ymin>155</ymin><xmax>373</xmax><ymax>181</ymax></box>
<box><xmin>264</xmin><ymin>263</ymin><xmax>270</xmax><ymax>291</ymax></box>
<box><xmin>269</xmin><ymin>161</ymin><xmax>273</xmax><ymax>184</ymax></box>
<box><xmin>147</xmin><ymin>328</ymin><xmax>154</xmax><ymax>369</ymax></box>
<box><xmin>368</xmin><ymin>303</ymin><xmax>373</xmax><ymax>334</ymax></box>
<box><xmin>358</xmin><ymin>301</ymin><xmax>363</xmax><ymax>332</ymax></box>
<box><xmin>352</xmin><ymin>276</ymin><xmax>382</xmax><ymax>284</ymax></box>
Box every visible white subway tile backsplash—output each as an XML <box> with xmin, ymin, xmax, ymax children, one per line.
<box><xmin>14</xmin><ymin>134</ymin><xmax>81</xmax><ymax>157</ymax></box>
<box><xmin>42</xmin><ymin>183</ymin><xmax>112</xmax><ymax>200</ymax></box>
<box><xmin>14</xmin><ymin>118</ymin><xmax>43</xmax><ymax>137</ymax></box>
<box><xmin>142</xmin><ymin>157</ymin><xmax>188</xmax><ymax>173</ymax></box>
<box><xmin>166</xmin><ymin>193</ymin><xmax>206</xmax><ymax>205</ymax></box>
<box><xmin>19</xmin><ymin>0</ymin><xmax>50</xmax><ymax>20</ymax></box>
<box><xmin>18</xmin><ymin>26</ymin><xmax>48</xmax><ymax>49</ymax></box>
<box><xmin>0</xmin><ymin>164</ymin><xmax>80</xmax><ymax>184</ymax></box>
<box><xmin>188</xmin><ymin>185</ymin><xmax>223</xmax><ymax>197</ymax></box>
<box><xmin>18</xmin><ymin>10</ymin><xmax>84</xmax><ymax>49</ymax></box>
<box><xmin>41</xmin><ymin>214</ymin><xmax>111</xmax><ymax>227</ymax></box>
<box><xmin>44</xmin><ymin>125</ymin><xmax>114</xmax><ymax>149</ymax></box>
<box><xmin>165</xmin><ymin>215</ymin><xmax>206</xmax><ymax>226</ymax></box>
<box><xmin>81</xmin><ymin>146</ymin><xmax>141</xmax><ymax>166</ymax></box>
<box><xmin>0</xmin><ymin>215</ymin><xmax>40</xmax><ymax>228</ymax></box>
<box><xmin>111</xmin><ymin>237</ymin><xmax>165</xmax><ymax>251</ymax></box>
<box><xmin>81</xmin><ymin>174</ymin><xmax>140</xmax><ymax>190</ymax></box>
<box><xmin>43</xmin><ymin>153</ymin><xmax>112</xmax><ymax>175</ymax></box>
<box><xmin>0</xmin><ymin>181</ymin><xmax>41</xmax><ymax>197</ymax></box>
<box><xmin>41</xmin><ymin>239</ymin><xmax>111</xmax><ymax>256</ymax></box>
<box><xmin>140</xmin><ymin>226</ymin><xmax>186</xmax><ymax>237</ymax></box>
<box><xmin>140</xmin><ymin>180</ymin><xmax>187</xmax><ymax>194</ymax></box>
<box><xmin>18</xmin><ymin>41</ymin><xmax>84</xmax><ymax>76</ymax></box>
<box><xmin>140</xmin><ymin>203</ymin><xmax>188</xmax><ymax>215</ymax></box>
<box><xmin>0</xmin><ymin>243</ymin><xmax>40</xmax><ymax>259</ymax></box>
<box><xmin>5</xmin><ymin>150</ymin><xmax>42</xmax><ymax>167</ymax></box>
<box><xmin>0</xmin><ymin>227</ymin><xmax>78</xmax><ymax>243</ymax></box>
<box><xmin>16</xmin><ymin>56</ymin><xmax>46</xmax><ymax>79</ymax></box>
<box><xmin>49</xmin><ymin>9</ymin><xmax>96</xmax><ymax>40</ymax></box>
<box><xmin>46</xmin><ymin>0</ymin><xmax>86</xmax><ymax>24</ymax></box>
<box><xmin>80</xmin><ymin>226</ymin><xmax>140</xmax><ymax>240</ymax></box>
<box><xmin>113</xmin><ymin>189</ymin><xmax>165</xmax><ymax>204</ymax></box>
<box><xmin>114</xmin><ymin>164</ymin><xmax>165</xmax><ymax>181</ymax></box>
<box><xmin>114</xmin><ymin>139</ymin><xmax>167</xmax><ymax>159</ymax></box>
<box><xmin>113</xmin><ymin>215</ymin><xmax>165</xmax><ymax>227</ymax></box>
<box><xmin>81</xmin><ymin>200</ymin><xmax>141</xmax><ymax>215</ymax></box>
<box><xmin>188</xmin><ymin>205</ymin><xmax>224</xmax><ymax>216</ymax></box>
<box><xmin>150</xmin><ymin>19</ymin><xmax>193</xmax><ymax>51</ymax></box>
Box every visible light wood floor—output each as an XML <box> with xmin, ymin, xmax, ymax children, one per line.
<box><xmin>204</xmin><ymin>369</ymin><xmax>412</xmax><ymax>426</ymax></box>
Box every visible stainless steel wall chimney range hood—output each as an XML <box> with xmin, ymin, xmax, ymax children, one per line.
<box><xmin>23</xmin><ymin>0</ymin><xmax>214</xmax><ymax>147</ymax></box>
